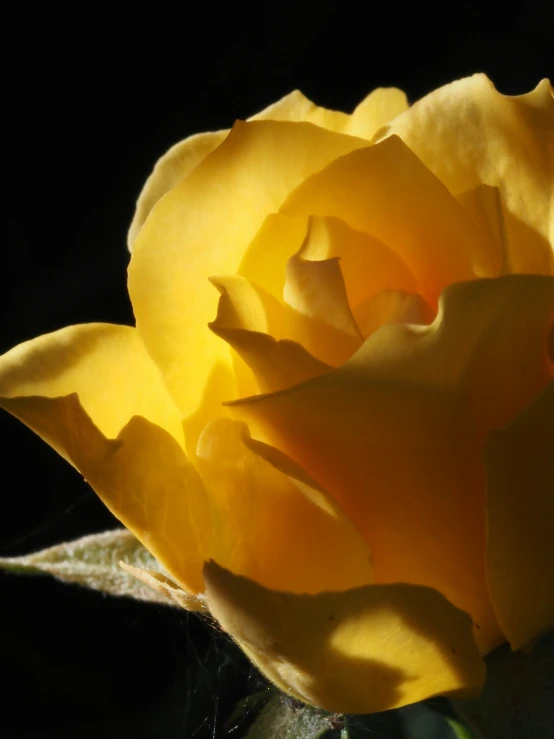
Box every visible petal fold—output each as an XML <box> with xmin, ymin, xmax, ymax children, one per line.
<box><xmin>353</xmin><ymin>290</ymin><xmax>433</xmax><ymax>339</ymax></box>
<box><xmin>0</xmin><ymin>323</ymin><xmax>184</xmax><ymax>445</ymax></box>
<box><xmin>296</xmin><ymin>215</ymin><xmax>418</xmax><ymax>310</ymax></box>
<box><xmin>196</xmin><ymin>418</ymin><xmax>373</xmax><ymax>594</ymax></box>
<box><xmin>0</xmin><ymin>396</ymin><xmax>210</xmax><ymax>594</ymax></box>
<box><xmin>281</xmin><ymin>136</ymin><xmax>493</xmax><ymax>306</ymax></box>
<box><xmin>232</xmin><ymin>275</ymin><xmax>554</xmax><ymax>652</ymax></box>
<box><xmin>128</xmin><ymin>87</ymin><xmax>391</xmax><ymax>250</ymax></box>
<box><xmin>381</xmin><ymin>75</ymin><xmax>554</xmax><ymax>275</ymax></box>
<box><xmin>129</xmin><ymin>120</ymin><xmax>369</xmax><ymax>418</ymax></box>
<box><xmin>204</xmin><ymin>562</ymin><xmax>485</xmax><ymax>714</ymax></box>
<box><xmin>0</xmin><ymin>324</ymin><xmax>212</xmax><ymax>593</ymax></box>
<box><xmin>284</xmin><ymin>254</ymin><xmax>361</xmax><ymax>338</ymax></box>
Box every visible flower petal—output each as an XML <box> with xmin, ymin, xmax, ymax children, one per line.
<box><xmin>281</xmin><ymin>136</ymin><xmax>494</xmax><ymax>307</ymax></box>
<box><xmin>238</xmin><ymin>213</ymin><xmax>308</xmax><ymax>301</ymax></box>
<box><xmin>485</xmin><ymin>382</ymin><xmax>554</xmax><ymax>650</ymax></box>
<box><xmin>127</xmin><ymin>130</ymin><xmax>227</xmax><ymax>249</ymax></box>
<box><xmin>353</xmin><ymin>289</ymin><xmax>433</xmax><ymax>339</ymax></box>
<box><xmin>381</xmin><ymin>75</ymin><xmax>554</xmax><ymax>275</ymax></box>
<box><xmin>346</xmin><ymin>87</ymin><xmax>409</xmax><ymax>139</ymax></box>
<box><xmin>128</xmin><ymin>88</ymin><xmax>385</xmax><ymax>250</ymax></box>
<box><xmin>210</xmin><ymin>326</ymin><xmax>330</xmax><ymax>395</ymax></box>
<box><xmin>0</xmin><ymin>396</ymin><xmax>210</xmax><ymax>594</ymax></box>
<box><xmin>232</xmin><ymin>275</ymin><xmax>554</xmax><ymax>652</ymax></box>
<box><xmin>0</xmin><ymin>324</ymin><xmax>212</xmax><ymax>593</ymax></box>
<box><xmin>456</xmin><ymin>185</ymin><xmax>508</xmax><ymax>276</ymax></box>
<box><xmin>253</xmin><ymin>87</ymin><xmax>408</xmax><ymax>139</ymax></box>
<box><xmin>196</xmin><ymin>419</ymin><xmax>373</xmax><ymax>593</ymax></box>
<box><xmin>129</xmin><ymin>120</ymin><xmax>369</xmax><ymax>419</ymax></box>
<box><xmin>284</xmin><ymin>254</ymin><xmax>361</xmax><ymax>338</ymax></box>
<box><xmin>296</xmin><ymin>215</ymin><xmax>418</xmax><ymax>309</ymax></box>
<box><xmin>209</xmin><ymin>274</ymin><xmax>357</xmax><ymax>379</ymax></box>
<box><xmin>204</xmin><ymin>562</ymin><xmax>485</xmax><ymax>714</ymax></box>
<box><xmin>0</xmin><ymin>323</ymin><xmax>184</xmax><ymax>445</ymax></box>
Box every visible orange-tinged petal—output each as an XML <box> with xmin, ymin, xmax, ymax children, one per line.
<box><xmin>0</xmin><ymin>323</ymin><xmax>184</xmax><ymax>446</ymax></box>
<box><xmin>196</xmin><ymin>419</ymin><xmax>373</xmax><ymax>593</ymax></box>
<box><xmin>485</xmin><ymin>382</ymin><xmax>554</xmax><ymax>650</ymax></box>
<box><xmin>0</xmin><ymin>395</ymin><xmax>210</xmax><ymax>594</ymax></box>
<box><xmin>297</xmin><ymin>215</ymin><xmax>418</xmax><ymax>309</ymax></box>
<box><xmin>204</xmin><ymin>562</ymin><xmax>485</xmax><ymax>714</ymax></box>
<box><xmin>353</xmin><ymin>289</ymin><xmax>434</xmax><ymax>339</ymax></box>
<box><xmin>129</xmin><ymin>120</ymin><xmax>369</xmax><ymax>419</ymax></box>
<box><xmin>381</xmin><ymin>75</ymin><xmax>554</xmax><ymax>275</ymax></box>
<box><xmin>232</xmin><ymin>276</ymin><xmax>554</xmax><ymax>652</ymax></box>
<box><xmin>281</xmin><ymin>136</ymin><xmax>494</xmax><ymax>307</ymax></box>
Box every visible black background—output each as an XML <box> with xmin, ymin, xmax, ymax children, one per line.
<box><xmin>1</xmin><ymin>7</ymin><xmax>552</xmax><ymax>738</ymax></box>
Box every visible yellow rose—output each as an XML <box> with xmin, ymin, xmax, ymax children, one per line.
<box><xmin>1</xmin><ymin>74</ymin><xmax>552</xmax><ymax>714</ymax></box>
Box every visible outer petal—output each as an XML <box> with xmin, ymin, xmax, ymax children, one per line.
<box><xmin>204</xmin><ymin>562</ymin><xmax>485</xmax><ymax>714</ymax></box>
<box><xmin>381</xmin><ymin>75</ymin><xmax>554</xmax><ymax>274</ymax></box>
<box><xmin>0</xmin><ymin>323</ymin><xmax>184</xmax><ymax>445</ymax></box>
<box><xmin>196</xmin><ymin>418</ymin><xmax>373</xmax><ymax>594</ymax></box>
<box><xmin>0</xmin><ymin>325</ymin><xmax>210</xmax><ymax>593</ymax></box>
<box><xmin>127</xmin><ymin>90</ymin><xmax>346</xmax><ymax>250</ymax></box>
<box><xmin>346</xmin><ymin>87</ymin><xmax>409</xmax><ymax>140</ymax></box>
<box><xmin>281</xmin><ymin>136</ymin><xmax>495</xmax><ymax>307</ymax></box>
<box><xmin>128</xmin><ymin>130</ymin><xmax>227</xmax><ymax>249</ymax></box>
<box><xmin>256</xmin><ymin>87</ymin><xmax>408</xmax><ymax>139</ymax></box>
<box><xmin>0</xmin><ymin>396</ymin><xmax>210</xmax><ymax>595</ymax></box>
<box><xmin>485</xmin><ymin>382</ymin><xmax>554</xmax><ymax>649</ymax></box>
<box><xmin>128</xmin><ymin>87</ymin><xmax>406</xmax><ymax>249</ymax></box>
<box><xmin>232</xmin><ymin>275</ymin><xmax>554</xmax><ymax>653</ymax></box>
<box><xmin>128</xmin><ymin>120</ymin><xmax>369</xmax><ymax>423</ymax></box>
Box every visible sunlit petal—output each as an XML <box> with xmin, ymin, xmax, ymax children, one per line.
<box><xmin>381</xmin><ymin>75</ymin><xmax>554</xmax><ymax>274</ymax></box>
<box><xmin>204</xmin><ymin>562</ymin><xmax>485</xmax><ymax>714</ymax></box>
<box><xmin>281</xmin><ymin>136</ymin><xmax>493</xmax><ymax>307</ymax></box>
<box><xmin>129</xmin><ymin>120</ymin><xmax>369</xmax><ymax>418</ymax></box>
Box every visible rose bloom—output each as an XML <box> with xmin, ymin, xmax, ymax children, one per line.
<box><xmin>1</xmin><ymin>75</ymin><xmax>552</xmax><ymax>714</ymax></box>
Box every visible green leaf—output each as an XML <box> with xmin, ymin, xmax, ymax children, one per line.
<box><xmin>343</xmin><ymin>702</ymin><xmax>476</xmax><ymax>739</ymax></box>
<box><xmin>245</xmin><ymin>695</ymin><xmax>339</xmax><ymax>739</ymax></box>
<box><xmin>445</xmin><ymin>716</ymin><xmax>476</xmax><ymax>739</ymax></box>
<box><xmin>0</xmin><ymin>528</ymin><xmax>190</xmax><ymax>607</ymax></box>
<box><xmin>242</xmin><ymin>693</ymin><xmax>479</xmax><ymax>739</ymax></box>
